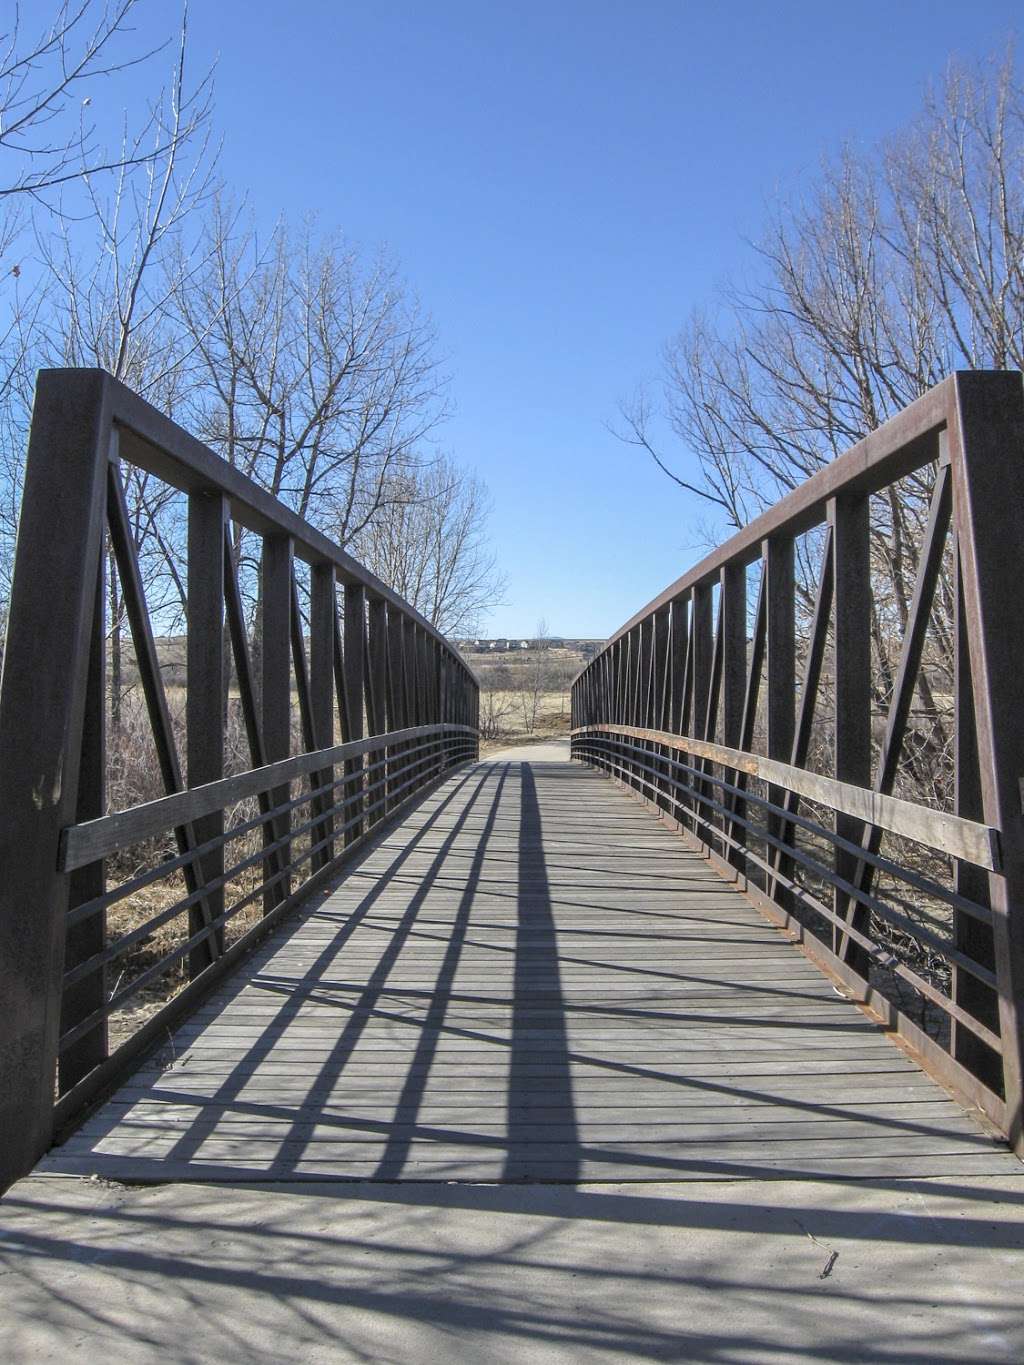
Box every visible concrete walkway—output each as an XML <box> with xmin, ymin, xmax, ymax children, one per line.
<box><xmin>2</xmin><ymin>1173</ymin><xmax>1024</xmax><ymax>1362</ymax></box>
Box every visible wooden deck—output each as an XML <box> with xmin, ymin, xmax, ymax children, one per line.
<box><xmin>41</xmin><ymin>750</ymin><xmax>1020</xmax><ymax>1183</ymax></box>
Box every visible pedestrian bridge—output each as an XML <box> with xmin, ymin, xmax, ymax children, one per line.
<box><xmin>34</xmin><ymin>742</ymin><xmax>1017</xmax><ymax>1185</ymax></box>
<box><xmin>1</xmin><ymin>371</ymin><xmax>1023</xmax><ymax>1359</ymax></box>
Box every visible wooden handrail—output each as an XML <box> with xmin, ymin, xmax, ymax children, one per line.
<box><xmin>573</xmin><ymin>724</ymin><xmax>1000</xmax><ymax>871</ymax></box>
<box><xmin>60</xmin><ymin>724</ymin><xmax>479</xmax><ymax>871</ymax></box>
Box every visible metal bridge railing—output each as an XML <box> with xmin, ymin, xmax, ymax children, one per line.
<box><xmin>0</xmin><ymin>369</ymin><xmax>479</xmax><ymax>1189</ymax></box>
<box><xmin>571</xmin><ymin>371</ymin><xmax>1024</xmax><ymax>1156</ymax></box>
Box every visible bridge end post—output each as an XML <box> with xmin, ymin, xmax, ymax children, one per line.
<box><xmin>950</xmin><ymin>370</ymin><xmax>1024</xmax><ymax>1156</ymax></box>
<box><xmin>0</xmin><ymin>370</ymin><xmax>111</xmax><ymax>1190</ymax></box>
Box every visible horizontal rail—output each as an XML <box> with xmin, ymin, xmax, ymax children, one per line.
<box><xmin>574</xmin><ymin>734</ymin><xmax>995</xmax><ymax>928</ymax></box>
<box><xmin>59</xmin><ymin>739</ymin><xmax>477</xmax><ymax>1023</ymax></box>
<box><xmin>59</xmin><ymin>724</ymin><xmax>478</xmax><ymax>872</ymax></box>
<box><xmin>573</xmin><ymin>724</ymin><xmax>1001</xmax><ymax>871</ymax></box>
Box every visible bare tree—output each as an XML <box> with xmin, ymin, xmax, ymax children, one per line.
<box><xmin>0</xmin><ymin>1</ymin><xmax>184</xmax><ymax>204</ymax></box>
<box><xmin>623</xmin><ymin>56</ymin><xmax>1024</xmax><ymax>525</ymax></box>
<box><xmin>478</xmin><ymin>661</ymin><xmax>518</xmax><ymax>741</ymax></box>
<box><xmin>173</xmin><ymin>206</ymin><xmax>447</xmax><ymax>537</ymax></box>
<box><xmin>35</xmin><ymin>10</ymin><xmax>216</xmax><ymax>725</ymax></box>
<box><xmin>348</xmin><ymin>454</ymin><xmax>505</xmax><ymax>636</ymax></box>
<box><xmin>517</xmin><ymin>619</ymin><xmax>552</xmax><ymax>733</ymax></box>
<box><xmin>0</xmin><ymin>1</ymin><xmax>214</xmax><ymax>651</ymax></box>
<box><xmin>619</xmin><ymin>53</ymin><xmax>1024</xmax><ymax>798</ymax></box>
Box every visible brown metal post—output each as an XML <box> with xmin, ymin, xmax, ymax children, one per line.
<box><xmin>690</xmin><ymin>581</ymin><xmax>714</xmax><ymax>834</ymax></box>
<box><xmin>948</xmin><ymin>370</ymin><xmax>1024</xmax><ymax>1152</ymax></box>
<box><xmin>60</xmin><ymin>561</ymin><xmax>108</xmax><ymax>1092</ymax></box>
<box><xmin>343</xmin><ymin>584</ymin><xmax>366</xmax><ymax>843</ymax></box>
<box><xmin>368</xmin><ymin>597</ymin><xmax>388</xmax><ymax>815</ymax></box>
<box><xmin>0</xmin><ymin>370</ymin><xmax>111</xmax><ymax>1189</ymax></box>
<box><xmin>765</xmin><ymin>537</ymin><xmax>795</xmax><ymax>906</ymax></box>
<box><xmin>721</xmin><ymin>562</ymin><xmax>747</xmax><ymax>868</ymax></box>
<box><xmin>670</xmin><ymin>596</ymin><xmax>688</xmax><ymax>735</ymax></box>
<box><xmin>261</xmin><ymin>535</ymin><xmax>293</xmax><ymax>912</ymax></box>
<box><xmin>951</xmin><ymin>543</ymin><xmax>1001</xmax><ymax>1089</ymax></box>
<box><xmin>653</xmin><ymin>606</ymin><xmax>670</xmax><ymax>811</ymax></box>
<box><xmin>829</xmin><ymin>494</ymin><xmax>871</xmax><ymax>971</ymax></box>
<box><xmin>187</xmin><ymin>490</ymin><xmax>227</xmax><ymax>968</ymax></box>
<box><xmin>310</xmin><ymin>562</ymin><xmax>335</xmax><ymax>867</ymax></box>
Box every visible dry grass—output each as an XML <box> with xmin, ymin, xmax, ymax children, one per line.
<box><xmin>478</xmin><ymin>690</ymin><xmax>571</xmax><ymax>756</ymax></box>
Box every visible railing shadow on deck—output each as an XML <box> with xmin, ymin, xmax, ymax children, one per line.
<box><xmin>64</xmin><ymin>755</ymin><xmax>1011</xmax><ymax>1186</ymax></box>
<box><xmin>72</xmin><ymin>759</ymin><xmax>585</xmax><ymax>1183</ymax></box>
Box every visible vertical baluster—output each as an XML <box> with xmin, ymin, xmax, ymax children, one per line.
<box><xmin>657</xmin><ymin>606</ymin><xmax>672</xmax><ymax>811</ymax></box>
<box><xmin>721</xmin><ymin>561</ymin><xmax>747</xmax><ymax>869</ymax></box>
<box><xmin>949</xmin><ymin>371</ymin><xmax>1024</xmax><ymax>1151</ymax></box>
<box><xmin>387</xmin><ymin>605</ymin><xmax>406</xmax><ymax>802</ymax></box>
<box><xmin>951</xmin><ymin>541</ymin><xmax>1000</xmax><ymax>1089</ymax></box>
<box><xmin>0</xmin><ymin>369</ymin><xmax>111</xmax><ymax>1188</ymax></box>
<box><xmin>343</xmin><ymin>584</ymin><xmax>366</xmax><ymax>844</ymax></box>
<box><xmin>367</xmin><ymin>597</ymin><xmax>389</xmax><ymax>819</ymax></box>
<box><xmin>765</xmin><ymin>537</ymin><xmax>795</xmax><ymax>906</ymax></box>
<box><xmin>829</xmin><ymin>494</ymin><xmax>871</xmax><ymax>969</ymax></box>
<box><xmin>187</xmin><ymin>490</ymin><xmax>227</xmax><ymax>965</ymax></box>
<box><xmin>261</xmin><ymin>535</ymin><xmax>293</xmax><ymax>912</ymax></box>
<box><xmin>310</xmin><ymin>563</ymin><xmax>335</xmax><ymax>867</ymax></box>
<box><xmin>690</xmin><ymin>581</ymin><xmax>714</xmax><ymax>837</ymax></box>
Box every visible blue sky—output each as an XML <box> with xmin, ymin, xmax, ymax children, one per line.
<box><xmin>125</xmin><ymin>1</ymin><xmax>1019</xmax><ymax>636</ymax></box>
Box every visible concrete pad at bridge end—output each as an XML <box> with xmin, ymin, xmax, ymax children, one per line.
<box><xmin>2</xmin><ymin>1173</ymin><xmax>1023</xmax><ymax>1363</ymax></box>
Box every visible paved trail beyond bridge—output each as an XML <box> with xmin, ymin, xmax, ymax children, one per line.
<box><xmin>37</xmin><ymin>743</ymin><xmax>1018</xmax><ymax>1184</ymax></box>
